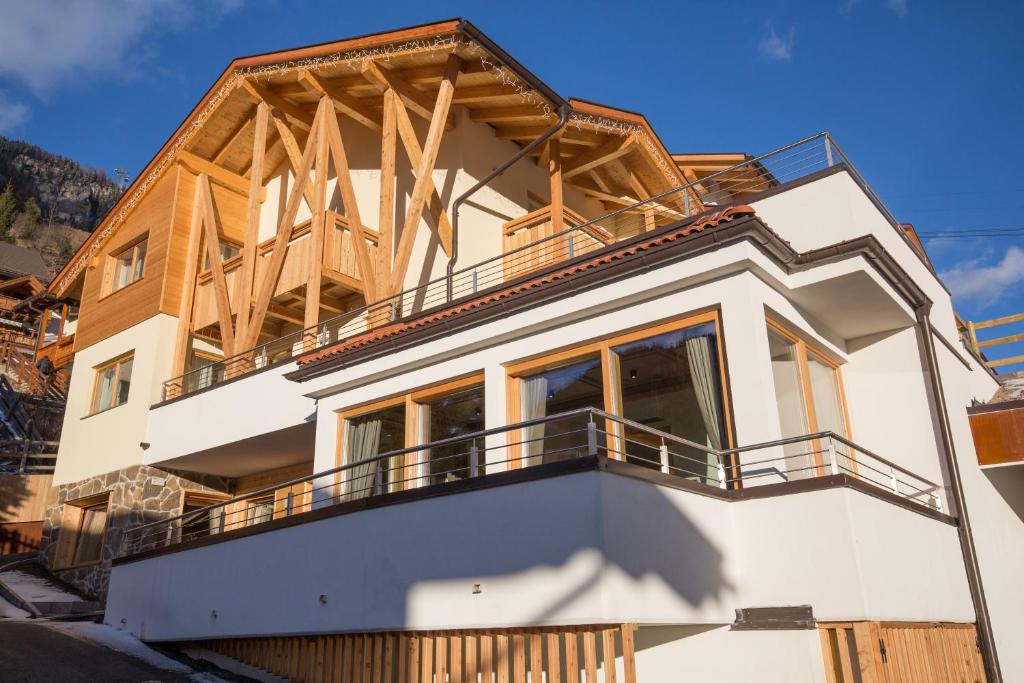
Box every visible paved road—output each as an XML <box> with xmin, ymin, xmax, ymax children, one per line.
<box><xmin>0</xmin><ymin>620</ymin><xmax>196</xmax><ymax>682</ymax></box>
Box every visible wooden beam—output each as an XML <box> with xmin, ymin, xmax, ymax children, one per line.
<box><xmin>549</xmin><ymin>138</ymin><xmax>564</xmax><ymax>234</ymax></box>
<box><xmin>468</xmin><ymin>105</ymin><xmax>550</xmax><ymax>124</ymax></box>
<box><xmin>323</xmin><ymin>268</ymin><xmax>365</xmax><ymax>293</ymax></box>
<box><xmin>360</xmin><ymin>60</ymin><xmax>455</xmax><ymax>131</ymax></box>
<box><xmin>389</xmin><ymin>54</ymin><xmax>459</xmax><ymax>295</ymax></box>
<box><xmin>392</xmin><ymin>91</ymin><xmax>453</xmax><ymax>257</ymax></box>
<box><xmin>299</xmin><ymin>70</ymin><xmax>383</xmax><ymax>132</ymax></box>
<box><xmin>451</xmin><ymin>85</ymin><xmax>512</xmax><ymax>103</ymax></box>
<box><xmin>245</xmin><ymin>103</ymin><xmax>322</xmax><ymax>349</ymax></box>
<box><xmin>235</xmin><ymin>101</ymin><xmax>269</xmax><ymax>345</ymax></box>
<box><xmin>378</xmin><ymin>88</ymin><xmax>398</xmax><ymax>283</ymax></box>
<box><xmin>266</xmin><ymin>303</ymin><xmax>305</xmax><ymax>326</ymax></box>
<box><xmin>270</xmin><ymin>112</ymin><xmax>317</xmax><ymax>208</ymax></box>
<box><xmin>322</xmin><ymin>102</ymin><xmax>380</xmax><ymax>304</ymax></box>
<box><xmin>211</xmin><ymin>111</ymin><xmax>254</xmax><ymax>165</ymax></box>
<box><xmin>589</xmin><ymin>168</ymin><xmax>613</xmax><ymax>194</ymax></box>
<box><xmin>198</xmin><ymin>174</ymin><xmax>236</xmax><ymax>356</ymax></box>
<box><xmin>304</xmin><ymin>97</ymin><xmax>332</xmax><ymax>331</ymax></box>
<box><xmin>178</xmin><ymin>150</ymin><xmax>258</xmax><ymax>199</ymax></box>
<box><xmin>171</xmin><ymin>177</ymin><xmax>205</xmax><ymax>377</ymax></box>
<box><xmin>242</xmin><ymin>78</ymin><xmax>314</xmax><ymax>131</ymax></box>
<box><xmin>561</xmin><ymin>135</ymin><xmax>636</xmax><ymax>179</ymax></box>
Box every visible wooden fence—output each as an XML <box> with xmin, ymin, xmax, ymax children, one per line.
<box><xmin>206</xmin><ymin>624</ymin><xmax>637</xmax><ymax>683</ymax></box>
<box><xmin>819</xmin><ymin>621</ymin><xmax>986</xmax><ymax>682</ymax></box>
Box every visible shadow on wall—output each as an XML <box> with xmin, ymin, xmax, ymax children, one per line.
<box><xmin>360</xmin><ymin>474</ymin><xmax>735</xmax><ymax>628</ymax></box>
<box><xmin>0</xmin><ymin>475</ymin><xmax>30</xmax><ymax>523</ymax></box>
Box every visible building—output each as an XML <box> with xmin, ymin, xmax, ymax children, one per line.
<box><xmin>34</xmin><ymin>19</ymin><xmax>1023</xmax><ymax>682</ymax></box>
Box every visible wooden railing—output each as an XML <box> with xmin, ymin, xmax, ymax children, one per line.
<box><xmin>1</xmin><ymin>340</ymin><xmax>69</xmax><ymax>399</ymax></box>
<box><xmin>193</xmin><ymin>212</ymin><xmax>379</xmax><ymax>331</ymax></box>
<box><xmin>501</xmin><ymin>205</ymin><xmax>614</xmax><ymax>280</ymax></box>
<box><xmin>964</xmin><ymin>312</ymin><xmax>1024</xmax><ymax>369</ymax></box>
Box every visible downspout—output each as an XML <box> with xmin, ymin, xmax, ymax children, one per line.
<box><xmin>916</xmin><ymin>304</ymin><xmax>1002</xmax><ymax>683</ymax></box>
<box><xmin>446</xmin><ymin>21</ymin><xmax>571</xmax><ymax>301</ymax></box>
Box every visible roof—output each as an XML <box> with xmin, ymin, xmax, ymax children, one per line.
<box><xmin>295</xmin><ymin>205</ymin><xmax>756</xmax><ymax>369</ymax></box>
<box><xmin>50</xmin><ymin>19</ymin><xmax>687</xmax><ymax>297</ymax></box>
<box><xmin>0</xmin><ymin>243</ymin><xmax>50</xmax><ymax>281</ymax></box>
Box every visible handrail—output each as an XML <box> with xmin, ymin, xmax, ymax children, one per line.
<box><xmin>121</xmin><ymin>406</ymin><xmax>945</xmax><ymax>544</ymax></box>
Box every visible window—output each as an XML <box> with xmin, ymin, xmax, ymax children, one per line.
<box><xmin>188</xmin><ymin>351</ymin><xmax>225</xmax><ymax>391</ymax></box>
<box><xmin>246</xmin><ymin>495</ymin><xmax>275</xmax><ymax>526</ymax></box>
<box><xmin>338</xmin><ymin>375</ymin><xmax>486</xmax><ymax>496</ymax></box>
<box><xmin>181</xmin><ymin>492</ymin><xmax>229</xmax><ymax>539</ymax></box>
<box><xmin>344</xmin><ymin>403</ymin><xmax>407</xmax><ymax>499</ymax></box>
<box><xmin>110</xmin><ymin>238</ymin><xmax>147</xmax><ymax>292</ymax></box>
<box><xmin>55</xmin><ymin>493</ymin><xmax>110</xmax><ymax>568</ymax></box>
<box><xmin>202</xmin><ymin>240</ymin><xmax>241</xmax><ymax>270</ymax></box>
<box><xmin>91</xmin><ymin>353</ymin><xmax>133</xmax><ymax>414</ymax></box>
<box><xmin>766</xmin><ymin>321</ymin><xmax>852</xmax><ymax>479</ymax></box>
<box><xmin>419</xmin><ymin>385</ymin><xmax>485</xmax><ymax>486</ymax></box>
<box><xmin>509</xmin><ymin>312</ymin><xmax>731</xmax><ymax>483</ymax></box>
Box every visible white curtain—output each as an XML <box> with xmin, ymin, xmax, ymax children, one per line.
<box><xmin>521</xmin><ymin>375</ymin><xmax>548</xmax><ymax>465</ymax></box>
<box><xmin>346</xmin><ymin>417</ymin><xmax>383</xmax><ymax>499</ymax></box>
<box><xmin>686</xmin><ymin>335</ymin><xmax>723</xmax><ymax>484</ymax></box>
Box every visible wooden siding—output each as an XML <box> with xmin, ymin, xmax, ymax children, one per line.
<box><xmin>206</xmin><ymin>624</ymin><xmax>637</xmax><ymax>683</ymax></box>
<box><xmin>75</xmin><ymin>170</ymin><xmax>177</xmax><ymax>352</ymax></box>
<box><xmin>819</xmin><ymin>621</ymin><xmax>986</xmax><ymax>683</ymax></box>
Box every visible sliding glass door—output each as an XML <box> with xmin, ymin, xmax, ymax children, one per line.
<box><xmin>509</xmin><ymin>312</ymin><xmax>731</xmax><ymax>481</ymax></box>
<box><xmin>766</xmin><ymin>322</ymin><xmax>851</xmax><ymax>480</ymax></box>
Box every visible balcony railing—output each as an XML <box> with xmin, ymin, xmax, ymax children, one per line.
<box><xmin>118</xmin><ymin>407</ymin><xmax>947</xmax><ymax>558</ymax></box>
<box><xmin>162</xmin><ymin>132</ymin><xmax>915</xmax><ymax>401</ymax></box>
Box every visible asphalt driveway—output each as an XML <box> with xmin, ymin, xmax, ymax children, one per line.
<box><xmin>0</xmin><ymin>620</ymin><xmax>197</xmax><ymax>682</ymax></box>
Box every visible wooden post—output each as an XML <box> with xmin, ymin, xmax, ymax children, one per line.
<box><xmin>236</xmin><ymin>101</ymin><xmax>268</xmax><ymax>346</ymax></box>
<box><xmin>171</xmin><ymin>176</ymin><xmax>205</xmax><ymax>378</ymax></box>
<box><xmin>378</xmin><ymin>89</ymin><xmax>397</xmax><ymax>285</ymax></box>
<box><xmin>303</xmin><ymin>97</ymin><xmax>332</xmax><ymax>342</ymax></box>
<box><xmin>198</xmin><ymin>174</ymin><xmax>236</xmax><ymax>356</ymax></box>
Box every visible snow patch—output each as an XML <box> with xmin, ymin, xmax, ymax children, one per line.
<box><xmin>0</xmin><ymin>594</ymin><xmax>30</xmax><ymax>618</ymax></box>
<box><xmin>0</xmin><ymin>568</ymin><xmax>82</xmax><ymax>603</ymax></box>
<box><xmin>47</xmin><ymin>622</ymin><xmax>229</xmax><ymax>682</ymax></box>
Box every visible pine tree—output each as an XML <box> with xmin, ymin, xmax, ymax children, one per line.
<box><xmin>12</xmin><ymin>197</ymin><xmax>41</xmax><ymax>242</ymax></box>
<box><xmin>0</xmin><ymin>182</ymin><xmax>16</xmax><ymax>242</ymax></box>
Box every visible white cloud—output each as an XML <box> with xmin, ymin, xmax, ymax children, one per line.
<box><xmin>886</xmin><ymin>0</ymin><xmax>909</xmax><ymax>16</ymax></box>
<box><xmin>758</xmin><ymin>23</ymin><xmax>796</xmax><ymax>62</ymax></box>
<box><xmin>0</xmin><ymin>91</ymin><xmax>30</xmax><ymax>133</ymax></box>
<box><xmin>0</xmin><ymin>0</ymin><xmax>242</xmax><ymax>96</ymax></box>
<box><xmin>941</xmin><ymin>246</ymin><xmax>1024</xmax><ymax>308</ymax></box>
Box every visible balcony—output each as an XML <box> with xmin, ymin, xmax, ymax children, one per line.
<box><xmin>161</xmin><ymin>132</ymin><xmax>919</xmax><ymax>402</ymax></box>
<box><xmin>119</xmin><ymin>407</ymin><xmax>947</xmax><ymax>558</ymax></box>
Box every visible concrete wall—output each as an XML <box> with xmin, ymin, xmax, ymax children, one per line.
<box><xmin>54</xmin><ymin>314</ymin><xmax>178</xmax><ymax>486</ymax></box>
<box><xmin>105</xmin><ymin>470</ymin><xmax>969</xmax><ymax>643</ymax></box>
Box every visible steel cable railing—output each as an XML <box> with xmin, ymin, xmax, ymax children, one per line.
<box><xmin>118</xmin><ymin>407</ymin><xmax>948</xmax><ymax>558</ymax></box>
<box><xmin>163</xmin><ymin>133</ymin><xmax>858</xmax><ymax>400</ymax></box>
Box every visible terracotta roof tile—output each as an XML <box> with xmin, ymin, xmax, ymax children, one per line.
<box><xmin>297</xmin><ymin>205</ymin><xmax>756</xmax><ymax>367</ymax></box>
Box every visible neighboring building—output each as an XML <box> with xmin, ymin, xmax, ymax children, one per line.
<box><xmin>34</xmin><ymin>20</ymin><xmax>1022</xmax><ymax>682</ymax></box>
<box><xmin>0</xmin><ymin>243</ymin><xmax>63</xmax><ymax>554</ymax></box>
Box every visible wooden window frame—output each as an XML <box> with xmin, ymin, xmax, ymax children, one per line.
<box><xmin>766</xmin><ymin>316</ymin><xmax>854</xmax><ymax>476</ymax></box>
<box><xmin>505</xmin><ymin>309</ymin><xmax>734</xmax><ymax>468</ymax></box>
<box><xmin>335</xmin><ymin>373</ymin><xmax>485</xmax><ymax>494</ymax></box>
<box><xmin>54</xmin><ymin>492</ymin><xmax>111</xmax><ymax>569</ymax></box>
<box><xmin>87</xmin><ymin>351</ymin><xmax>134</xmax><ymax>416</ymax></box>
<box><xmin>102</xmin><ymin>234</ymin><xmax>149</xmax><ymax>298</ymax></box>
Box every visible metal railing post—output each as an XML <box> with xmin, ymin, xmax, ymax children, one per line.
<box><xmin>684</xmin><ymin>193</ymin><xmax>691</xmax><ymax>217</ymax></box>
<box><xmin>658</xmin><ymin>440</ymin><xmax>670</xmax><ymax>474</ymax></box>
<box><xmin>470</xmin><ymin>442</ymin><xmax>480</xmax><ymax>478</ymax></box>
<box><xmin>586</xmin><ymin>415</ymin><xmax>598</xmax><ymax>457</ymax></box>
<box><xmin>717</xmin><ymin>455</ymin><xmax>728</xmax><ymax>490</ymax></box>
<box><xmin>889</xmin><ymin>465</ymin><xmax>899</xmax><ymax>495</ymax></box>
<box><xmin>373</xmin><ymin>463</ymin><xmax>384</xmax><ymax>496</ymax></box>
<box><xmin>471</xmin><ymin>270</ymin><xmax>478</xmax><ymax>294</ymax></box>
<box><xmin>824</xmin><ymin>133</ymin><xmax>834</xmax><ymax>167</ymax></box>
<box><xmin>828</xmin><ymin>438</ymin><xmax>839</xmax><ymax>476</ymax></box>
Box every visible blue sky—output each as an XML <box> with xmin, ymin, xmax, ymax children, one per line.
<box><xmin>1</xmin><ymin>0</ymin><xmax>1022</xmax><ymax>362</ymax></box>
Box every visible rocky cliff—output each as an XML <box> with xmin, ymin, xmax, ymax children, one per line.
<box><xmin>0</xmin><ymin>136</ymin><xmax>120</xmax><ymax>232</ymax></box>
